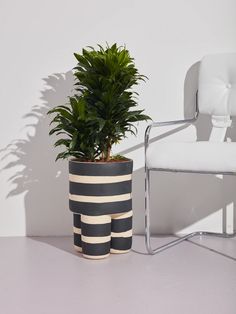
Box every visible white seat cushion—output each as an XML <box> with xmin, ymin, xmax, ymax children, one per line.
<box><xmin>146</xmin><ymin>141</ymin><xmax>236</xmax><ymax>173</ymax></box>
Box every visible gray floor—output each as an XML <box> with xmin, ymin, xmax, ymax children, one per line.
<box><xmin>0</xmin><ymin>235</ymin><xmax>236</xmax><ymax>314</ymax></box>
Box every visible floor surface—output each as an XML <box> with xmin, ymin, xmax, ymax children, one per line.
<box><xmin>0</xmin><ymin>235</ymin><xmax>236</xmax><ymax>314</ymax></box>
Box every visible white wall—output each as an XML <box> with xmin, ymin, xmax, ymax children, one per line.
<box><xmin>0</xmin><ymin>0</ymin><xmax>236</xmax><ymax>236</ymax></box>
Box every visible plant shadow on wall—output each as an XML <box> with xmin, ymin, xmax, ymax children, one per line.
<box><xmin>1</xmin><ymin>72</ymin><xmax>75</xmax><ymax>236</ymax></box>
<box><xmin>132</xmin><ymin>61</ymin><xmax>236</xmax><ymax>244</ymax></box>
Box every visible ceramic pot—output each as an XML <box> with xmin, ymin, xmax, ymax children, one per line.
<box><xmin>69</xmin><ymin>159</ymin><xmax>133</xmax><ymax>259</ymax></box>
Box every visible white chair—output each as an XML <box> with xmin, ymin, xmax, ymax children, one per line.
<box><xmin>144</xmin><ymin>53</ymin><xmax>236</xmax><ymax>254</ymax></box>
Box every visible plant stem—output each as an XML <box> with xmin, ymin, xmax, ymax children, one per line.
<box><xmin>106</xmin><ymin>146</ymin><xmax>111</xmax><ymax>161</ymax></box>
<box><xmin>101</xmin><ymin>151</ymin><xmax>105</xmax><ymax>161</ymax></box>
<box><xmin>105</xmin><ymin>141</ymin><xmax>111</xmax><ymax>161</ymax></box>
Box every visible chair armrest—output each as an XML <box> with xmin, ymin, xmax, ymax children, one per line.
<box><xmin>144</xmin><ymin>111</ymin><xmax>199</xmax><ymax>153</ymax></box>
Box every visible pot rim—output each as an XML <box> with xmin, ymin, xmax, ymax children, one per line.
<box><xmin>69</xmin><ymin>157</ymin><xmax>133</xmax><ymax>164</ymax></box>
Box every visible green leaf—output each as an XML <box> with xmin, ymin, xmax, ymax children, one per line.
<box><xmin>55</xmin><ymin>151</ymin><xmax>70</xmax><ymax>161</ymax></box>
<box><xmin>77</xmin><ymin>98</ymin><xmax>86</xmax><ymax>120</ymax></box>
<box><xmin>48</xmin><ymin>107</ymin><xmax>74</xmax><ymax>122</ymax></box>
<box><xmin>54</xmin><ymin>139</ymin><xmax>70</xmax><ymax>147</ymax></box>
<box><xmin>48</xmin><ymin>43</ymin><xmax>151</xmax><ymax>161</ymax></box>
<box><xmin>69</xmin><ymin>132</ymin><xmax>78</xmax><ymax>150</ymax></box>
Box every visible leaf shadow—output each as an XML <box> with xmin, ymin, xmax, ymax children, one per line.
<box><xmin>0</xmin><ymin>72</ymin><xmax>75</xmax><ymax>236</ymax></box>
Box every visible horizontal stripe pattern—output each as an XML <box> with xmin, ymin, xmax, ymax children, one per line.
<box><xmin>74</xmin><ymin>233</ymin><xmax>82</xmax><ymax>249</ymax></box>
<box><xmin>82</xmin><ymin>242</ymin><xmax>110</xmax><ymax>257</ymax></box>
<box><xmin>111</xmin><ymin>237</ymin><xmax>132</xmax><ymax>251</ymax></box>
<box><xmin>70</xmin><ymin>180</ymin><xmax>132</xmax><ymax>196</ymax></box>
<box><xmin>110</xmin><ymin>211</ymin><xmax>132</xmax><ymax>252</ymax></box>
<box><xmin>110</xmin><ymin>248</ymin><xmax>130</xmax><ymax>254</ymax></box>
<box><xmin>83</xmin><ymin>253</ymin><xmax>110</xmax><ymax>260</ymax></box>
<box><xmin>111</xmin><ymin>230</ymin><xmax>132</xmax><ymax>238</ymax></box>
<box><xmin>81</xmin><ymin>214</ymin><xmax>111</xmax><ymax>224</ymax></box>
<box><xmin>79</xmin><ymin>214</ymin><xmax>111</xmax><ymax>258</ymax></box>
<box><xmin>69</xmin><ymin>173</ymin><xmax>132</xmax><ymax>184</ymax></box>
<box><xmin>73</xmin><ymin>226</ymin><xmax>81</xmax><ymax>234</ymax></box>
<box><xmin>70</xmin><ymin>160</ymin><xmax>133</xmax><ymax>258</ymax></box>
<box><xmin>73</xmin><ymin>212</ymin><xmax>132</xmax><ymax>258</ymax></box>
<box><xmin>82</xmin><ymin>235</ymin><xmax>111</xmax><ymax>244</ymax></box>
<box><xmin>69</xmin><ymin>199</ymin><xmax>132</xmax><ymax>216</ymax></box>
<box><xmin>81</xmin><ymin>222</ymin><xmax>111</xmax><ymax>237</ymax></box>
<box><xmin>111</xmin><ymin>216</ymin><xmax>132</xmax><ymax>233</ymax></box>
<box><xmin>69</xmin><ymin>160</ymin><xmax>133</xmax><ymax>176</ymax></box>
<box><xmin>73</xmin><ymin>214</ymin><xmax>81</xmax><ymax>228</ymax></box>
<box><xmin>111</xmin><ymin>210</ymin><xmax>133</xmax><ymax>219</ymax></box>
<box><xmin>69</xmin><ymin>193</ymin><xmax>131</xmax><ymax>203</ymax></box>
<box><xmin>69</xmin><ymin>160</ymin><xmax>132</xmax><ymax>217</ymax></box>
<box><xmin>73</xmin><ymin>214</ymin><xmax>82</xmax><ymax>251</ymax></box>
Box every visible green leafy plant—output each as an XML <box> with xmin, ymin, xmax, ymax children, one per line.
<box><xmin>48</xmin><ymin>43</ymin><xmax>151</xmax><ymax>161</ymax></box>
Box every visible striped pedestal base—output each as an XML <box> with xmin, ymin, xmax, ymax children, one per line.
<box><xmin>73</xmin><ymin>211</ymin><xmax>132</xmax><ymax>259</ymax></box>
<box><xmin>70</xmin><ymin>159</ymin><xmax>133</xmax><ymax>259</ymax></box>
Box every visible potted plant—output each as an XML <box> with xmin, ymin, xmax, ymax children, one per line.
<box><xmin>48</xmin><ymin>43</ymin><xmax>150</xmax><ymax>259</ymax></box>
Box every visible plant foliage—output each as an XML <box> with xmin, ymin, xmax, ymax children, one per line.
<box><xmin>48</xmin><ymin>43</ymin><xmax>151</xmax><ymax>161</ymax></box>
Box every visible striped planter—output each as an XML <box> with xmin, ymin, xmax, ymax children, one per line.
<box><xmin>69</xmin><ymin>159</ymin><xmax>133</xmax><ymax>259</ymax></box>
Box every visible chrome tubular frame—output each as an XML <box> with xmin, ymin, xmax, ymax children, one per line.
<box><xmin>144</xmin><ymin>101</ymin><xmax>236</xmax><ymax>255</ymax></box>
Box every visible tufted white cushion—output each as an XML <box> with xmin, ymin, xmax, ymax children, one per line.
<box><xmin>198</xmin><ymin>53</ymin><xmax>236</xmax><ymax>117</ymax></box>
<box><xmin>146</xmin><ymin>141</ymin><xmax>236</xmax><ymax>173</ymax></box>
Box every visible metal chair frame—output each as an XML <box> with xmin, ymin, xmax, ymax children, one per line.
<box><xmin>144</xmin><ymin>97</ymin><xmax>236</xmax><ymax>255</ymax></box>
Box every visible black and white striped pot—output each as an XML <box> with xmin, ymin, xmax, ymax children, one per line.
<box><xmin>69</xmin><ymin>159</ymin><xmax>133</xmax><ymax>259</ymax></box>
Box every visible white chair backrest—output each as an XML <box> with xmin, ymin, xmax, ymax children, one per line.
<box><xmin>198</xmin><ymin>53</ymin><xmax>236</xmax><ymax>141</ymax></box>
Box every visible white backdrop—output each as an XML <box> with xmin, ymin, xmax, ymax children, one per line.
<box><xmin>0</xmin><ymin>0</ymin><xmax>236</xmax><ymax>236</ymax></box>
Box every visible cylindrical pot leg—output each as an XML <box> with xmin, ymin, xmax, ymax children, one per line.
<box><xmin>110</xmin><ymin>210</ymin><xmax>133</xmax><ymax>254</ymax></box>
<box><xmin>73</xmin><ymin>214</ymin><xmax>82</xmax><ymax>252</ymax></box>
<box><xmin>81</xmin><ymin>214</ymin><xmax>111</xmax><ymax>259</ymax></box>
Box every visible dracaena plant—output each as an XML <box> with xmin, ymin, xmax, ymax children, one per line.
<box><xmin>48</xmin><ymin>43</ymin><xmax>151</xmax><ymax>161</ymax></box>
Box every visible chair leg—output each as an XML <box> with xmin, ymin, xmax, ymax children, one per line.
<box><xmin>144</xmin><ymin>168</ymin><xmax>236</xmax><ymax>255</ymax></box>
